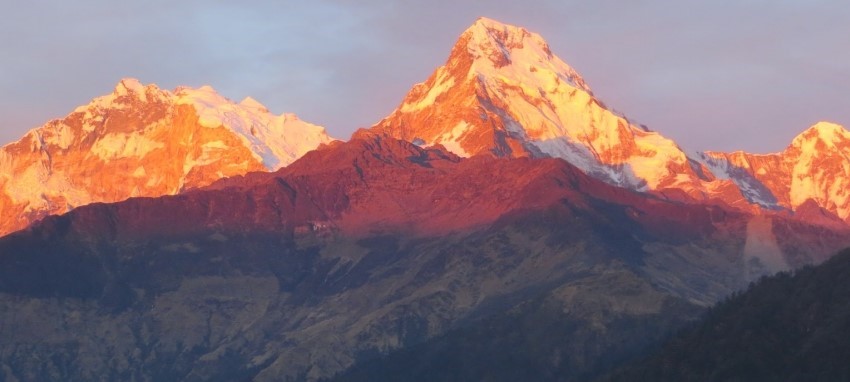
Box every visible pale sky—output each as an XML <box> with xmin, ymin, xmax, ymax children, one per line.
<box><xmin>1</xmin><ymin>1</ymin><xmax>848</xmax><ymax>153</ymax></box>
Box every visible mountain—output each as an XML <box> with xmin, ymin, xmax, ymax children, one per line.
<box><xmin>372</xmin><ymin>17</ymin><xmax>741</xmax><ymax>203</ymax></box>
<box><xmin>2</xmin><ymin>16</ymin><xmax>850</xmax><ymax>382</ymax></box>
<box><xmin>700</xmin><ymin>121</ymin><xmax>850</xmax><ymax>222</ymax></box>
<box><xmin>602</xmin><ymin>248</ymin><xmax>850</xmax><ymax>381</ymax></box>
<box><xmin>0</xmin><ymin>78</ymin><xmax>333</xmax><ymax>236</ymax></box>
<box><xmin>371</xmin><ymin>17</ymin><xmax>850</xmax><ymax>223</ymax></box>
<box><xmin>1</xmin><ymin>134</ymin><xmax>848</xmax><ymax>381</ymax></box>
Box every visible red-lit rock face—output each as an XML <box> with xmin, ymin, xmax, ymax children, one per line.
<box><xmin>4</xmin><ymin>134</ymin><xmax>850</xmax><ymax>382</ymax></box>
<box><xmin>189</xmin><ymin>132</ymin><xmax>701</xmax><ymax>239</ymax></box>
<box><xmin>0</xmin><ymin>79</ymin><xmax>332</xmax><ymax>236</ymax></box>
<box><xmin>3</xmin><ymin>18</ymin><xmax>848</xmax><ymax>269</ymax></box>
<box><xmin>21</xmin><ymin>134</ymin><xmax>849</xmax><ymax>272</ymax></box>
<box><xmin>703</xmin><ymin>122</ymin><xmax>850</xmax><ymax>222</ymax></box>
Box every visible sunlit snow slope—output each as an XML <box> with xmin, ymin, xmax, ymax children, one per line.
<box><xmin>0</xmin><ymin>78</ymin><xmax>333</xmax><ymax>236</ymax></box>
<box><xmin>373</xmin><ymin>18</ymin><xmax>725</xmax><ymax>194</ymax></box>
<box><xmin>373</xmin><ymin>17</ymin><xmax>850</xmax><ymax>220</ymax></box>
<box><xmin>701</xmin><ymin>122</ymin><xmax>850</xmax><ymax>222</ymax></box>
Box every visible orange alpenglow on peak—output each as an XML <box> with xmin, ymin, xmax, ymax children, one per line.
<box><xmin>461</xmin><ymin>17</ymin><xmax>590</xmax><ymax>91</ymax></box>
<box><xmin>372</xmin><ymin>17</ymin><xmax>719</xmax><ymax>197</ymax></box>
<box><xmin>115</xmin><ymin>77</ymin><xmax>148</xmax><ymax>94</ymax></box>
<box><xmin>2</xmin><ymin>17</ymin><xmax>848</xmax><ymax>239</ymax></box>
<box><xmin>791</xmin><ymin>121</ymin><xmax>850</xmax><ymax>147</ymax></box>
<box><xmin>701</xmin><ymin>121</ymin><xmax>850</xmax><ymax>221</ymax></box>
<box><xmin>239</xmin><ymin>96</ymin><xmax>270</xmax><ymax>112</ymax></box>
<box><xmin>0</xmin><ymin>78</ymin><xmax>334</xmax><ymax>236</ymax></box>
<box><xmin>372</xmin><ymin>17</ymin><xmax>850</xmax><ymax>223</ymax></box>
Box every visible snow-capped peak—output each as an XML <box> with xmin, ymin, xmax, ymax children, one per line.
<box><xmin>172</xmin><ymin>84</ymin><xmax>333</xmax><ymax>170</ymax></box>
<box><xmin>239</xmin><ymin>96</ymin><xmax>269</xmax><ymax>113</ymax></box>
<box><xmin>40</xmin><ymin>78</ymin><xmax>333</xmax><ymax>172</ymax></box>
<box><xmin>703</xmin><ymin>120</ymin><xmax>850</xmax><ymax>222</ymax></box>
<box><xmin>458</xmin><ymin>17</ymin><xmax>590</xmax><ymax>92</ymax></box>
<box><xmin>0</xmin><ymin>78</ymin><xmax>334</xmax><ymax>236</ymax></box>
<box><xmin>784</xmin><ymin>121</ymin><xmax>850</xmax><ymax>220</ymax></box>
<box><xmin>73</xmin><ymin>78</ymin><xmax>167</xmax><ymax>113</ymax></box>
<box><xmin>380</xmin><ymin>17</ymin><xmax>688</xmax><ymax>191</ymax></box>
<box><xmin>465</xmin><ymin>17</ymin><xmax>538</xmax><ymax>54</ymax></box>
<box><xmin>791</xmin><ymin>121</ymin><xmax>850</xmax><ymax>148</ymax></box>
<box><xmin>376</xmin><ymin>18</ymin><xmax>850</xmax><ymax>221</ymax></box>
<box><xmin>114</xmin><ymin>77</ymin><xmax>147</xmax><ymax>96</ymax></box>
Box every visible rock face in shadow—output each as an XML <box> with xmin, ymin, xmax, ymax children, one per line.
<box><xmin>0</xmin><ymin>136</ymin><xmax>848</xmax><ymax>381</ymax></box>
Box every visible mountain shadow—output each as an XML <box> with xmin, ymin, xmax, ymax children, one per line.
<box><xmin>602</xmin><ymin>248</ymin><xmax>850</xmax><ymax>382</ymax></box>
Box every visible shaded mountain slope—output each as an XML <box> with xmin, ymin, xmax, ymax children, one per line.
<box><xmin>603</xmin><ymin>248</ymin><xmax>850</xmax><ymax>382</ymax></box>
<box><xmin>327</xmin><ymin>267</ymin><xmax>702</xmax><ymax>382</ymax></box>
<box><xmin>0</xmin><ymin>136</ymin><xmax>847</xmax><ymax>381</ymax></box>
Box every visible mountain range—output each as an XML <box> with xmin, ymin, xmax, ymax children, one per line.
<box><xmin>0</xmin><ymin>79</ymin><xmax>333</xmax><ymax>236</ymax></box>
<box><xmin>0</xmin><ymin>16</ymin><xmax>848</xmax><ymax>381</ymax></box>
<box><xmin>4</xmin><ymin>132</ymin><xmax>843</xmax><ymax>381</ymax></box>
<box><xmin>375</xmin><ymin>18</ymin><xmax>850</xmax><ymax>224</ymax></box>
<box><xmin>3</xmin><ymin>17</ymin><xmax>850</xmax><ymax>240</ymax></box>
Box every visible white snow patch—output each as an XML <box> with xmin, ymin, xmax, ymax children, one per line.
<box><xmin>75</xmin><ymin>92</ymin><xmax>120</xmax><ymax>113</ymax></box>
<box><xmin>465</xmin><ymin>17</ymin><xmax>590</xmax><ymax>93</ymax></box>
<box><xmin>82</xmin><ymin>120</ymin><xmax>98</xmax><ymax>133</ymax></box>
<box><xmin>787</xmin><ymin>121</ymin><xmax>850</xmax><ymax>218</ymax></box>
<box><xmin>91</xmin><ymin>132</ymin><xmax>164</xmax><ymax>160</ymax></box>
<box><xmin>433</xmin><ymin>121</ymin><xmax>471</xmax><ymax>157</ymax></box>
<box><xmin>43</xmin><ymin>124</ymin><xmax>76</xmax><ymax>150</ymax></box>
<box><xmin>692</xmin><ymin>152</ymin><xmax>731</xmax><ymax>180</ymax></box>
<box><xmin>115</xmin><ymin>78</ymin><xmax>148</xmax><ymax>101</ymax></box>
<box><xmin>1</xmin><ymin>161</ymin><xmax>90</xmax><ymax>212</ymax></box>
<box><xmin>794</xmin><ymin>121</ymin><xmax>850</xmax><ymax>147</ymax></box>
<box><xmin>239</xmin><ymin>97</ymin><xmax>269</xmax><ymax>112</ymax></box>
<box><xmin>531</xmin><ymin>139</ymin><xmax>596</xmax><ymax>174</ymax></box>
<box><xmin>175</xmin><ymin>86</ymin><xmax>333</xmax><ymax>170</ymax></box>
<box><xmin>692</xmin><ymin>152</ymin><xmax>780</xmax><ymax>207</ymax></box>
<box><xmin>401</xmin><ymin>72</ymin><xmax>455</xmax><ymax>112</ymax></box>
<box><xmin>72</xmin><ymin>78</ymin><xmax>165</xmax><ymax>114</ymax></box>
<box><xmin>145</xmin><ymin>175</ymin><xmax>162</xmax><ymax>188</ymax></box>
<box><xmin>133</xmin><ymin>166</ymin><xmax>147</xmax><ymax>177</ymax></box>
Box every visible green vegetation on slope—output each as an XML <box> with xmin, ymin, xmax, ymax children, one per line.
<box><xmin>604</xmin><ymin>248</ymin><xmax>850</xmax><ymax>382</ymax></box>
<box><xmin>328</xmin><ymin>268</ymin><xmax>702</xmax><ymax>382</ymax></box>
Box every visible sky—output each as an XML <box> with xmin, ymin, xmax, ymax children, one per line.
<box><xmin>1</xmin><ymin>1</ymin><xmax>848</xmax><ymax>153</ymax></box>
